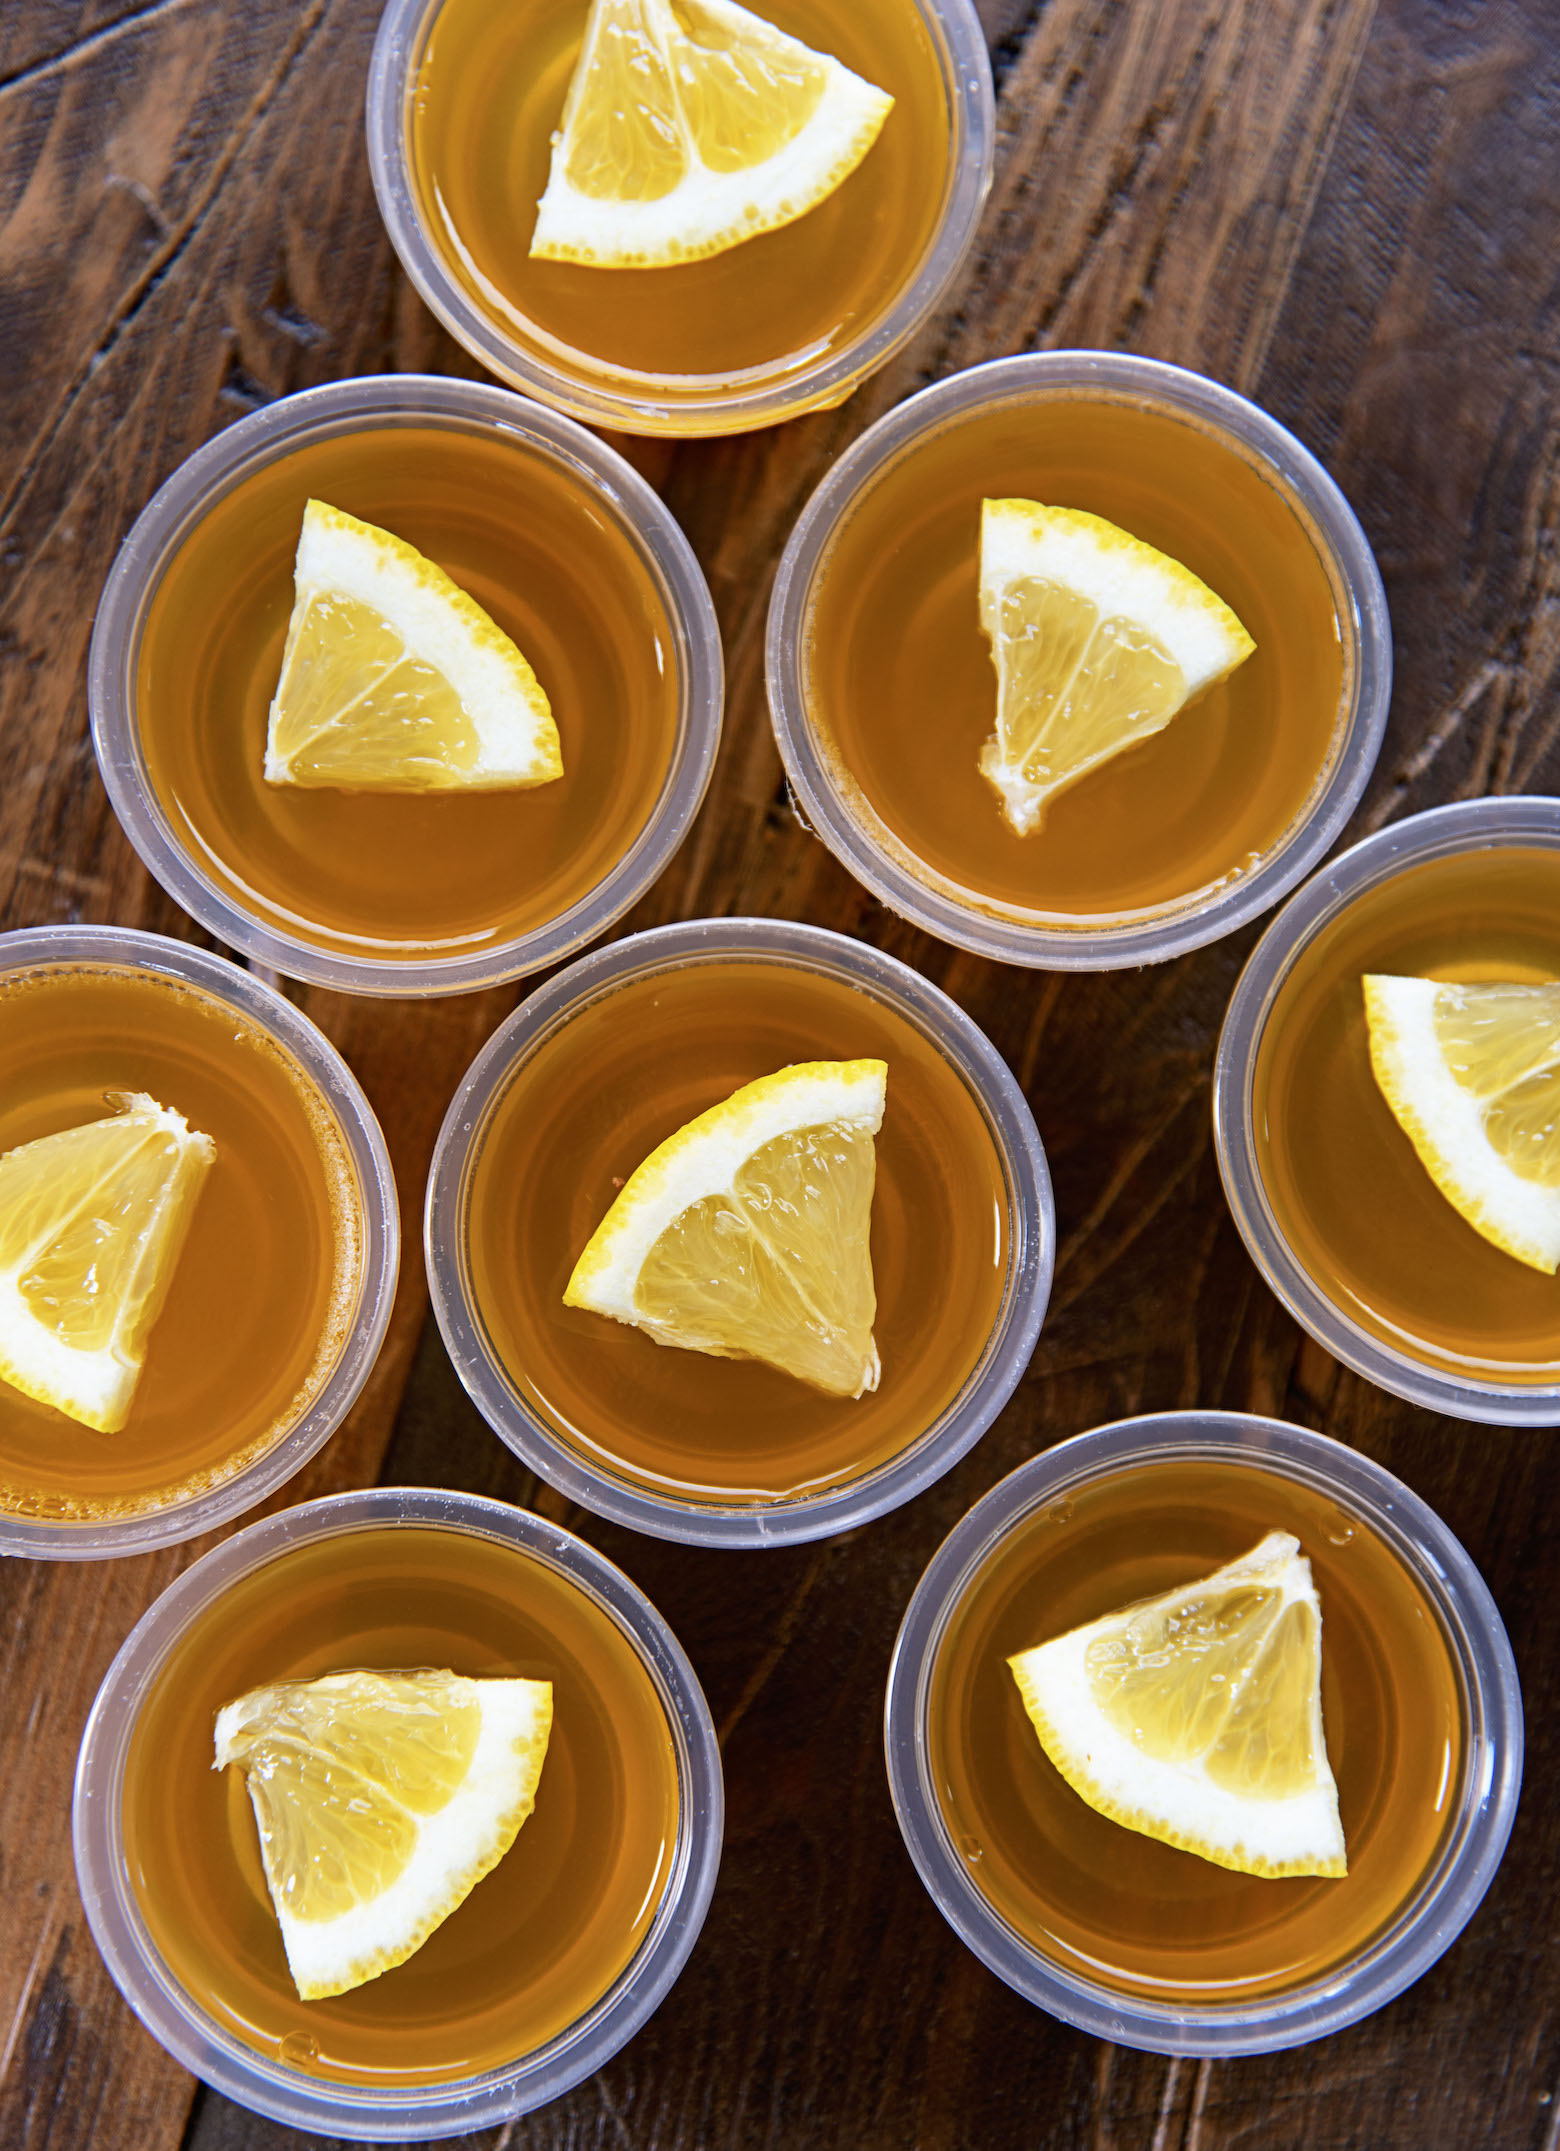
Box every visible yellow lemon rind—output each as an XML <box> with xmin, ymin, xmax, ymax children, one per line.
<box><xmin>265</xmin><ymin>499</ymin><xmax>561</xmax><ymax>792</ymax></box>
<box><xmin>0</xmin><ymin>1093</ymin><xmax>215</xmax><ymax>1434</ymax></box>
<box><xmin>1363</xmin><ymin>974</ymin><xmax>1560</xmax><ymax>1273</ymax></box>
<box><xmin>563</xmin><ymin>1058</ymin><xmax>886</xmax><ymax>1391</ymax></box>
<box><xmin>564</xmin><ymin>1058</ymin><xmax>886</xmax><ymax>1313</ymax></box>
<box><xmin>1007</xmin><ymin>1530</ymin><xmax>1347</xmax><ymax>1881</ymax></box>
<box><xmin>981</xmin><ymin>502</ymin><xmax>1255</xmax><ymax>682</ymax></box>
<box><xmin>531</xmin><ymin>0</ymin><xmax>893</xmax><ymax>269</ymax></box>
<box><xmin>215</xmin><ymin>1673</ymin><xmax>554</xmax><ymax>2001</ymax></box>
<box><xmin>1009</xmin><ymin>1666</ymin><xmax>1347</xmax><ymax>1880</ymax></box>
<box><xmin>565</xmin><ymin>1057</ymin><xmax>885</xmax><ymax>1307</ymax></box>
<box><xmin>978</xmin><ymin>499</ymin><xmax>1255</xmax><ymax>837</ymax></box>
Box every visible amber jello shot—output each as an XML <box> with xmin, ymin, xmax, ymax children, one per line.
<box><xmin>368</xmin><ymin>0</ymin><xmax>993</xmax><ymax>434</ymax></box>
<box><xmin>886</xmin><ymin>1413</ymin><xmax>1521</xmax><ymax>2055</ymax></box>
<box><xmin>427</xmin><ymin>919</ymin><xmax>1053</xmax><ymax>1545</ymax></box>
<box><xmin>1216</xmin><ymin>796</ymin><xmax>1560</xmax><ymax>1423</ymax></box>
<box><xmin>0</xmin><ymin>927</ymin><xmax>396</xmax><ymax>1558</ymax></box>
<box><xmin>769</xmin><ymin>351</ymin><xmax>1391</xmax><ymax>967</ymax></box>
<box><xmin>74</xmin><ymin>1487</ymin><xmax>721</xmax><ymax>2134</ymax></box>
<box><xmin>90</xmin><ymin>375</ymin><xmax>721</xmax><ymax>994</ymax></box>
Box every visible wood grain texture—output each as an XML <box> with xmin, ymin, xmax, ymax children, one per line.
<box><xmin>2</xmin><ymin>0</ymin><xmax>1559</xmax><ymax>2144</ymax></box>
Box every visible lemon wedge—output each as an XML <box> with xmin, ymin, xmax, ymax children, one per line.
<box><xmin>564</xmin><ymin>1058</ymin><xmax>885</xmax><ymax>1396</ymax></box>
<box><xmin>215</xmin><ymin>1668</ymin><xmax>553</xmax><ymax>2000</ymax></box>
<box><xmin>531</xmin><ymin>0</ymin><xmax>893</xmax><ymax>269</ymax></box>
<box><xmin>0</xmin><ymin>1091</ymin><xmax>214</xmax><ymax>1434</ymax></box>
<box><xmin>264</xmin><ymin>499</ymin><xmax>561</xmax><ymax>793</ymax></box>
<box><xmin>1009</xmin><ymin>1531</ymin><xmax>1346</xmax><ymax>1879</ymax></box>
<box><xmin>978</xmin><ymin>500</ymin><xmax>1256</xmax><ymax>836</ymax></box>
<box><xmin>1363</xmin><ymin>974</ymin><xmax>1560</xmax><ymax>1272</ymax></box>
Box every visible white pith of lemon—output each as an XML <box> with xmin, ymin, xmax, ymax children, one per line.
<box><xmin>1363</xmin><ymin>974</ymin><xmax>1560</xmax><ymax>1273</ymax></box>
<box><xmin>264</xmin><ymin>499</ymin><xmax>561</xmax><ymax>793</ymax></box>
<box><xmin>978</xmin><ymin>500</ymin><xmax>1256</xmax><ymax>837</ymax></box>
<box><xmin>214</xmin><ymin>1668</ymin><xmax>553</xmax><ymax>2000</ymax></box>
<box><xmin>1008</xmin><ymin>1530</ymin><xmax>1346</xmax><ymax>1879</ymax></box>
<box><xmin>564</xmin><ymin>1058</ymin><xmax>885</xmax><ymax>1397</ymax></box>
<box><xmin>0</xmin><ymin>1091</ymin><xmax>215</xmax><ymax>1434</ymax></box>
<box><xmin>531</xmin><ymin>0</ymin><xmax>893</xmax><ymax>269</ymax></box>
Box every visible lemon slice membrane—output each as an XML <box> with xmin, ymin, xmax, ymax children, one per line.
<box><xmin>978</xmin><ymin>500</ymin><xmax>1256</xmax><ymax>837</ymax></box>
<box><xmin>215</xmin><ymin>1669</ymin><xmax>553</xmax><ymax>2000</ymax></box>
<box><xmin>531</xmin><ymin>0</ymin><xmax>893</xmax><ymax>269</ymax></box>
<box><xmin>0</xmin><ymin>1091</ymin><xmax>215</xmax><ymax>1434</ymax></box>
<box><xmin>1363</xmin><ymin>974</ymin><xmax>1560</xmax><ymax>1273</ymax></box>
<box><xmin>564</xmin><ymin>1058</ymin><xmax>885</xmax><ymax>1398</ymax></box>
<box><xmin>1009</xmin><ymin>1530</ymin><xmax>1346</xmax><ymax>1880</ymax></box>
<box><xmin>264</xmin><ymin>500</ymin><xmax>561</xmax><ymax>793</ymax></box>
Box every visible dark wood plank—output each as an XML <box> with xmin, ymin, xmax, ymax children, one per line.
<box><xmin>3</xmin><ymin>0</ymin><xmax>1560</xmax><ymax>2145</ymax></box>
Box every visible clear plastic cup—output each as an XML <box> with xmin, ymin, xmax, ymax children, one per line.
<box><xmin>88</xmin><ymin>373</ymin><xmax>722</xmax><ymax>996</ymax></box>
<box><xmin>425</xmin><ymin>917</ymin><xmax>1054</xmax><ymax>1546</ymax></box>
<box><xmin>1214</xmin><ymin>796</ymin><xmax>1560</xmax><ymax>1425</ymax></box>
<box><xmin>365</xmin><ymin>0</ymin><xmax>993</xmax><ymax>436</ymax></box>
<box><xmin>884</xmin><ymin>1410</ymin><xmax>1522</xmax><ymax>2057</ymax></box>
<box><xmin>73</xmin><ymin>1485</ymin><xmax>723</xmax><ymax>2138</ymax></box>
<box><xmin>0</xmin><ymin>926</ymin><xmax>398</xmax><ymax>1560</ymax></box>
<box><xmin>768</xmin><ymin>350</ymin><xmax>1392</xmax><ymax>969</ymax></box>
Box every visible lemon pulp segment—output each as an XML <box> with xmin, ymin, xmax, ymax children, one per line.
<box><xmin>564</xmin><ymin>1058</ymin><xmax>885</xmax><ymax>1397</ymax></box>
<box><xmin>214</xmin><ymin>1668</ymin><xmax>553</xmax><ymax>1999</ymax></box>
<box><xmin>531</xmin><ymin>0</ymin><xmax>893</xmax><ymax>268</ymax></box>
<box><xmin>978</xmin><ymin>500</ymin><xmax>1256</xmax><ymax>836</ymax></box>
<box><xmin>0</xmin><ymin>1091</ymin><xmax>215</xmax><ymax>1433</ymax></box>
<box><xmin>1364</xmin><ymin>974</ymin><xmax>1560</xmax><ymax>1272</ymax></box>
<box><xmin>264</xmin><ymin>499</ymin><xmax>561</xmax><ymax>793</ymax></box>
<box><xmin>1008</xmin><ymin>1530</ymin><xmax>1346</xmax><ymax>1878</ymax></box>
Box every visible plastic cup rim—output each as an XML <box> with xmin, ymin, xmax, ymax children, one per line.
<box><xmin>1213</xmin><ymin>794</ymin><xmax>1560</xmax><ymax>1424</ymax></box>
<box><xmin>882</xmin><ymin>1408</ymin><xmax>1524</xmax><ymax>2057</ymax></box>
<box><xmin>362</xmin><ymin>0</ymin><xmax>996</xmax><ymax>437</ymax></box>
<box><xmin>766</xmin><ymin>348</ymin><xmax>1393</xmax><ymax>970</ymax></box>
<box><xmin>424</xmin><ymin>914</ymin><xmax>1054</xmax><ymax>1547</ymax></box>
<box><xmin>86</xmin><ymin>371</ymin><xmax>723</xmax><ymax>997</ymax></box>
<box><xmin>0</xmin><ymin>924</ymin><xmax>399</xmax><ymax>1559</ymax></box>
<box><xmin>71</xmin><ymin>1484</ymin><xmax>725</xmax><ymax>2138</ymax></box>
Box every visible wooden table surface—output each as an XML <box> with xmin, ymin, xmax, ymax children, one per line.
<box><xmin>4</xmin><ymin>0</ymin><xmax>1559</xmax><ymax>2144</ymax></box>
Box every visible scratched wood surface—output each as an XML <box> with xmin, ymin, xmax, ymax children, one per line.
<box><xmin>2</xmin><ymin>0</ymin><xmax>1559</xmax><ymax>2144</ymax></box>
